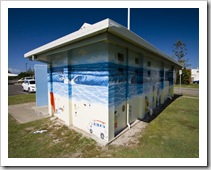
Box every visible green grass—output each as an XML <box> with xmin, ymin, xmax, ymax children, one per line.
<box><xmin>112</xmin><ymin>97</ymin><xmax>199</xmax><ymax>158</ymax></box>
<box><xmin>8</xmin><ymin>114</ymin><xmax>102</xmax><ymax>158</ymax></box>
<box><xmin>8</xmin><ymin>93</ymin><xmax>36</xmax><ymax>105</ymax></box>
<box><xmin>174</xmin><ymin>83</ymin><xmax>199</xmax><ymax>89</ymax></box>
<box><xmin>8</xmin><ymin>95</ymin><xmax>199</xmax><ymax>158</ymax></box>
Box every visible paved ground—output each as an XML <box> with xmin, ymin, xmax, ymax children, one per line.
<box><xmin>8</xmin><ymin>84</ymin><xmax>29</xmax><ymax>96</ymax></box>
<box><xmin>8</xmin><ymin>102</ymin><xmax>49</xmax><ymax>123</ymax></box>
<box><xmin>110</xmin><ymin>120</ymin><xmax>148</xmax><ymax>146</ymax></box>
<box><xmin>174</xmin><ymin>87</ymin><xmax>199</xmax><ymax>97</ymax></box>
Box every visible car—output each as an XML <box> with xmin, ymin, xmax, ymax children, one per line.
<box><xmin>193</xmin><ymin>80</ymin><xmax>199</xmax><ymax>84</ymax></box>
<box><xmin>22</xmin><ymin>79</ymin><xmax>36</xmax><ymax>93</ymax></box>
<box><xmin>18</xmin><ymin>77</ymin><xmax>34</xmax><ymax>83</ymax></box>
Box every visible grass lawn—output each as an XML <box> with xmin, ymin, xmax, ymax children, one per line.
<box><xmin>8</xmin><ymin>95</ymin><xmax>199</xmax><ymax>158</ymax></box>
<box><xmin>8</xmin><ymin>93</ymin><xmax>36</xmax><ymax>105</ymax></box>
<box><xmin>112</xmin><ymin>96</ymin><xmax>199</xmax><ymax>158</ymax></box>
<box><xmin>174</xmin><ymin>83</ymin><xmax>199</xmax><ymax>89</ymax></box>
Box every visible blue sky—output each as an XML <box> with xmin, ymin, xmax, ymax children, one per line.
<box><xmin>8</xmin><ymin>8</ymin><xmax>199</xmax><ymax>73</ymax></box>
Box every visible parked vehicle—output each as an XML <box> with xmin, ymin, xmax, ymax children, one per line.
<box><xmin>193</xmin><ymin>80</ymin><xmax>199</xmax><ymax>84</ymax></box>
<box><xmin>22</xmin><ymin>79</ymin><xmax>36</xmax><ymax>93</ymax></box>
<box><xmin>18</xmin><ymin>77</ymin><xmax>34</xmax><ymax>83</ymax></box>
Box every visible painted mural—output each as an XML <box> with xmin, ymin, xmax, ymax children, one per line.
<box><xmin>70</xmin><ymin>63</ymin><xmax>109</xmax><ymax>140</ymax></box>
<box><xmin>47</xmin><ymin>42</ymin><xmax>176</xmax><ymax>142</ymax></box>
<box><xmin>48</xmin><ymin>63</ymin><xmax>109</xmax><ymax>140</ymax></box>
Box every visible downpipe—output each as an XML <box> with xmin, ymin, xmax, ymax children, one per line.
<box><xmin>127</xmin><ymin>103</ymin><xmax>131</xmax><ymax>129</ymax></box>
<box><xmin>167</xmin><ymin>95</ymin><xmax>172</xmax><ymax>100</ymax></box>
<box><xmin>147</xmin><ymin>107</ymin><xmax>153</xmax><ymax>116</ymax></box>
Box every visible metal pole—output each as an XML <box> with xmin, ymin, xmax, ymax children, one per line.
<box><xmin>26</xmin><ymin>63</ymin><xmax>28</xmax><ymax>72</ymax></box>
<box><xmin>128</xmin><ymin>8</ymin><xmax>130</xmax><ymax>30</ymax></box>
<box><xmin>179</xmin><ymin>69</ymin><xmax>182</xmax><ymax>95</ymax></box>
<box><xmin>180</xmin><ymin>73</ymin><xmax>181</xmax><ymax>94</ymax></box>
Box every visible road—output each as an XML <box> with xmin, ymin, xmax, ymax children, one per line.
<box><xmin>8</xmin><ymin>84</ymin><xmax>28</xmax><ymax>96</ymax></box>
<box><xmin>174</xmin><ymin>87</ymin><xmax>199</xmax><ymax>97</ymax></box>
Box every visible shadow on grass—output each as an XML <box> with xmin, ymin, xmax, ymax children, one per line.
<box><xmin>141</xmin><ymin>94</ymin><xmax>182</xmax><ymax>123</ymax></box>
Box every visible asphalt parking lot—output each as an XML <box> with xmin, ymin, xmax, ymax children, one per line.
<box><xmin>8</xmin><ymin>84</ymin><xmax>29</xmax><ymax>96</ymax></box>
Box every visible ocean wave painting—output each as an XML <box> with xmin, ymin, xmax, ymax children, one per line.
<box><xmin>70</xmin><ymin>75</ymin><xmax>108</xmax><ymax>86</ymax></box>
<box><xmin>48</xmin><ymin>62</ymin><xmax>172</xmax><ymax>108</ymax></box>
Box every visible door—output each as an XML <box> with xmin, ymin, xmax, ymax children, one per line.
<box><xmin>114</xmin><ymin>66</ymin><xmax>127</xmax><ymax>136</ymax></box>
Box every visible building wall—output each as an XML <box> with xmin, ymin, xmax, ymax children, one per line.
<box><xmin>48</xmin><ymin>41</ymin><xmax>111</xmax><ymax>141</ymax></box>
<box><xmin>108</xmin><ymin>41</ymin><xmax>175</xmax><ymax>139</ymax></box>
<box><xmin>47</xmin><ymin>39</ymin><xmax>176</xmax><ymax>143</ymax></box>
<box><xmin>68</xmin><ymin>42</ymin><xmax>109</xmax><ymax>141</ymax></box>
<box><xmin>47</xmin><ymin>52</ymin><xmax>71</xmax><ymax>125</ymax></box>
<box><xmin>191</xmin><ymin>68</ymin><xmax>199</xmax><ymax>82</ymax></box>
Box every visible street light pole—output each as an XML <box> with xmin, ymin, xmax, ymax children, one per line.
<box><xmin>26</xmin><ymin>63</ymin><xmax>28</xmax><ymax>72</ymax></box>
<box><xmin>179</xmin><ymin>69</ymin><xmax>182</xmax><ymax>95</ymax></box>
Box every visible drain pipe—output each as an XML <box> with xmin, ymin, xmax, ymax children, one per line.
<box><xmin>127</xmin><ymin>103</ymin><xmax>131</xmax><ymax>129</ymax></box>
<box><xmin>167</xmin><ymin>96</ymin><xmax>172</xmax><ymax>100</ymax></box>
<box><xmin>147</xmin><ymin>106</ymin><xmax>153</xmax><ymax>116</ymax></box>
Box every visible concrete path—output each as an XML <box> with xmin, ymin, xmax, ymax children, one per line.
<box><xmin>109</xmin><ymin>120</ymin><xmax>148</xmax><ymax>146</ymax></box>
<box><xmin>9</xmin><ymin>102</ymin><xmax>50</xmax><ymax>123</ymax></box>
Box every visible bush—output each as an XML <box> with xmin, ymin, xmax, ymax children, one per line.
<box><xmin>176</xmin><ymin>68</ymin><xmax>191</xmax><ymax>85</ymax></box>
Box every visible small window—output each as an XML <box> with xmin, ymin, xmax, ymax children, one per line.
<box><xmin>148</xmin><ymin>70</ymin><xmax>151</xmax><ymax>76</ymax></box>
<box><xmin>148</xmin><ymin>61</ymin><xmax>151</xmax><ymax>67</ymax></box>
<box><xmin>135</xmin><ymin>58</ymin><xmax>140</xmax><ymax>64</ymax></box>
<box><xmin>118</xmin><ymin>53</ymin><xmax>124</xmax><ymax>62</ymax></box>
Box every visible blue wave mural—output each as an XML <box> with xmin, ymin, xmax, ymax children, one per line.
<box><xmin>71</xmin><ymin>75</ymin><xmax>108</xmax><ymax>86</ymax></box>
<box><xmin>48</xmin><ymin>62</ymin><xmax>172</xmax><ymax>107</ymax></box>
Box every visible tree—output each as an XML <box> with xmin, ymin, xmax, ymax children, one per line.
<box><xmin>176</xmin><ymin>68</ymin><xmax>191</xmax><ymax>84</ymax></box>
<box><xmin>18</xmin><ymin>70</ymin><xmax>34</xmax><ymax>79</ymax></box>
<box><xmin>172</xmin><ymin>40</ymin><xmax>190</xmax><ymax>68</ymax></box>
<box><xmin>172</xmin><ymin>40</ymin><xmax>191</xmax><ymax>84</ymax></box>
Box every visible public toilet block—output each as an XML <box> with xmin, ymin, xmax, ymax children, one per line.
<box><xmin>25</xmin><ymin>18</ymin><xmax>182</xmax><ymax>143</ymax></box>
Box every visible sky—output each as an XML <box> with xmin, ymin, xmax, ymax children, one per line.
<box><xmin>8</xmin><ymin>8</ymin><xmax>199</xmax><ymax>73</ymax></box>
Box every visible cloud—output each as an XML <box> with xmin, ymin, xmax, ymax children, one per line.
<box><xmin>8</xmin><ymin>68</ymin><xmax>22</xmax><ymax>74</ymax></box>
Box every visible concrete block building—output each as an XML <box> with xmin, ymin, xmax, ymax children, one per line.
<box><xmin>25</xmin><ymin>19</ymin><xmax>182</xmax><ymax>143</ymax></box>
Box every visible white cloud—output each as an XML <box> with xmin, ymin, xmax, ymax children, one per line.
<box><xmin>8</xmin><ymin>68</ymin><xmax>22</xmax><ymax>74</ymax></box>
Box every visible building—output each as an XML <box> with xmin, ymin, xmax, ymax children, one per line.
<box><xmin>25</xmin><ymin>19</ymin><xmax>182</xmax><ymax>144</ymax></box>
<box><xmin>191</xmin><ymin>68</ymin><xmax>199</xmax><ymax>83</ymax></box>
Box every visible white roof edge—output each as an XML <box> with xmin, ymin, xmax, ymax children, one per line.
<box><xmin>107</xmin><ymin>19</ymin><xmax>182</xmax><ymax>67</ymax></box>
<box><xmin>24</xmin><ymin>18</ymin><xmax>182</xmax><ymax>67</ymax></box>
<box><xmin>24</xmin><ymin>18</ymin><xmax>110</xmax><ymax>58</ymax></box>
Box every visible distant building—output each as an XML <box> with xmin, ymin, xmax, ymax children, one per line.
<box><xmin>24</xmin><ymin>19</ymin><xmax>182</xmax><ymax>144</ymax></box>
<box><xmin>191</xmin><ymin>68</ymin><xmax>199</xmax><ymax>83</ymax></box>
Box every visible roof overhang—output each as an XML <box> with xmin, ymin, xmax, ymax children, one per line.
<box><xmin>24</xmin><ymin>18</ymin><xmax>182</xmax><ymax>68</ymax></box>
<box><xmin>8</xmin><ymin>73</ymin><xmax>18</xmax><ymax>77</ymax></box>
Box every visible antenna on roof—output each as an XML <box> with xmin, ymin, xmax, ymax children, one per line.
<box><xmin>128</xmin><ymin>8</ymin><xmax>130</xmax><ymax>30</ymax></box>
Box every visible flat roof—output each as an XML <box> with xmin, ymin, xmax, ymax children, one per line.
<box><xmin>24</xmin><ymin>18</ymin><xmax>182</xmax><ymax>67</ymax></box>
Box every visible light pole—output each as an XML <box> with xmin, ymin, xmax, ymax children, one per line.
<box><xmin>179</xmin><ymin>69</ymin><xmax>182</xmax><ymax>94</ymax></box>
<box><xmin>25</xmin><ymin>63</ymin><xmax>28</xmax><ymax>72</ymax></box>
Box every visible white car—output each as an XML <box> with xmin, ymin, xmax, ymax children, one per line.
<box><xmin>22</xmin><ymin>79</ymin><xmax>36</xmax><ymax>93</ymax></box>
<box><xmin>18</xmin><ymin>77</ymin><xmax>34</xmax><ymax>83</ymax></box>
